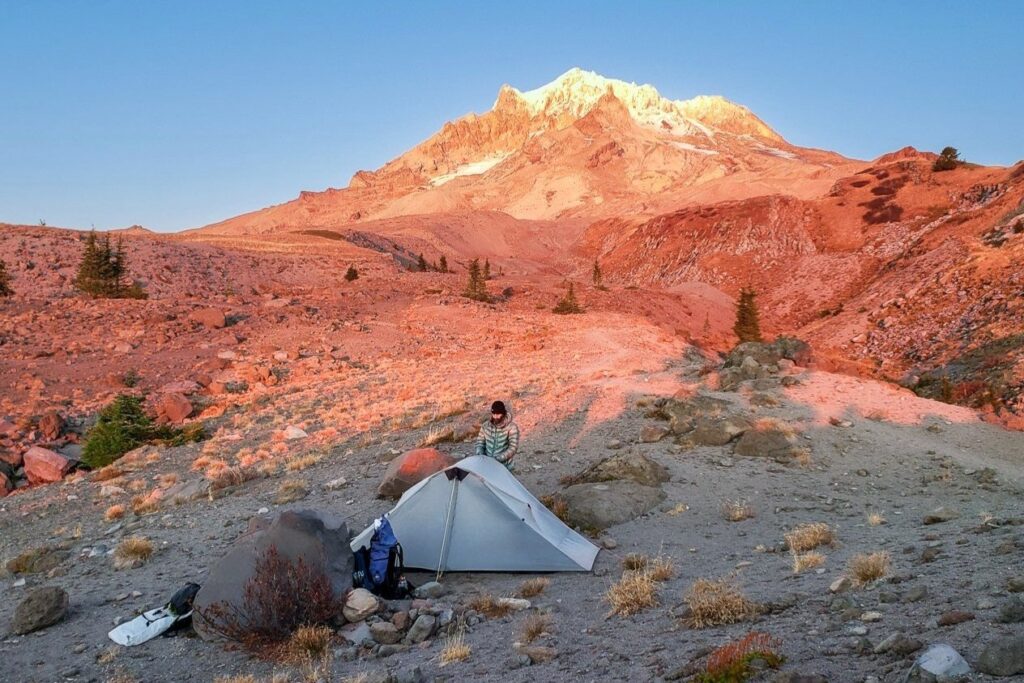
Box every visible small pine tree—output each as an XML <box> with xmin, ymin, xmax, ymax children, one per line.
<box><xmin>438</xmin><ymin>255</ymin><xmax>449</xmax><ymax>273</ymax></box>
<box><xmin>75</xmin><ymin>230</ymin><xmax>107</xmax><ymax>296</ymax></box>
<box><xmin>553</xmin><ymin>282</ymin><xmax>583</xmax><ymax>314</ymax></box>
<box><xmin>463</xmin><ymin>258</ymin><xmax>489</xmax><ymax>302</ymax></box>
<box><xmin>82</xmin><ymin>394</ymin><xmax>167</xmax><ymax>468</ymax></box>
<box><xmin>417</xmin><ymin>253</ymin><xmax>428</xmax><ymax>272</ymax></box>
<box><xmin>0</xmin><ymin>258</ymin><xmax>13</xmax><ymax>297</ymax></box>
<box><xmin>592</xmin><ymin>259</ymin><xmax>603</xmax><ymax>288</ymax></box>
<box><xmin>344</xmin><ymin>265</ymin><xmax>359</xmax><ymax>282</ymax></box>
<box><xmin>733</xmin><ymin>287</ymin><xmax>763</xmax><ymax>343</ymax></box>
<box><xmin>932</xmin><ymin>146</ymin><xmax>960</xmax><ymax>172</ymax></box>
<box><xmin>483</xmin><ymin>259</ymin><xmax>491</xmax><ymax>280</ymax></box>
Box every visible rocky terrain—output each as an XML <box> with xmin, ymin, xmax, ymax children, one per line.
<box><xmin>1</xmin><ymin>68</ymin><xmax>1022</xmax><ymax>682</ymax></box>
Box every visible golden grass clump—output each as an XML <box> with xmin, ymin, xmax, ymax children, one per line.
<box><xmin>667</xmin><ymin>502</ymin><xmax>689</xmax><ymax>516</ymax></box>
<box><xmin>91</xmin><ymin>465</ymin><xmax>125</xmax><ymax>482</ymax></box>
<box><xmin>286</xmin><ymin>452</ymin><xmax>324</xmax><ymax>472</ymax></box>
<box><xmin>467</xmin><ymin>594</ymin><xmax>514</xmax><ymax>619</ymax></box>
<box><xmin>648</xmin><ymin>555</ymin><xmax>676</xmax><ymax>582</ymax></box>
<box><xmin>683</xmin><ymin>577</ymin><xmax>759</xmax><ymax>628</ymax></box>
<box><xmin>539</xmin><ymin>494</ymin><xmax>570</xmax><ymax>524</ymax></box>
<box><xmin>791</xmin><ymin>551</ymin><xmax>826</xmax><ymax>574</ymax></box>
<box><xmin>784</xmin><ymin>522</ymin><xmax>835</xmax><ymax>552</ymax></box>
<box><xmin>848</xmin><ymin>551</ymin><xmax>891</xmax><ymax>586</ymax></box>
<box><xmin>209</xmin><ymin>465</ymin><xmax>260</xmax><ymax>492</ymax></box>
<box><xmin>520</xmin><ymin>613</ymin><xmax>552</xmax><ymax>644</ymax></box>
<box><xmin>517</xmin><ymin>577</ymin><xmax>550</xmax><ymax>598</ymax></box>
<box><xmin>622</xmin><ymin>553</ymin><xmax>648</xmax><ymax>571</ymax></box>
<box><xmin>105</xmin><ymin>504</ymin><xmax>126</xmax><ymax>521</ymax></box>
<box><xmin>114</xmin><ymin>536</ymin><xmax>154</xmax><ymax>569</ymax></box>
<box><xmin>286</xmin><ymin>625</ymin><xmax>334</xmax><ymax>661</ymax></box>
<box><xmin>273</xmin><ymin>479</ymin><xmax>309</xmax><ymax>504</ymax></box>
<box><xmin>131</xmin><ymin>492</ymin><xmax>161</xmax><ymax>516</ymax></box>
<box><xmin>605</xmin><ymin>570</ymin><xmax>658</xmax><ymax>616</ymax></box>
<box><xmin>867</xmin><ymin>512</ymin><xmax>886</xmax><ymax>526</ymax></box>
<box><xmin>720</xmin><ymin>499</ymin><xmax>755</xmax><ymax>522</ymax></box>
<box><xmin>418</xmin><ymin>425</ymin><xmax>457</xmax><ymax>448</ymax></box>
<box><xmin>439</xmin><ymin>631</ymin><xmax>471</xmax><ymax>665</ymax></box>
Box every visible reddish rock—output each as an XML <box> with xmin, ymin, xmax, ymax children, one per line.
<box><xmin>156</xmin><ymin>393</ymin><xmax>193</xmax><ymax>424</ymax></box>
<box><xmin>0</xmin><ymin>420</ymin><xmax>17</xmax><ymax>436</ymax></box>
<box><xmin>377</xmin><ymin>448</ymin><xmax>458</xmax><ymax>499</ymax></box>
<box><xmin>23</xmin><ymin>446</ymin><xmax>74</xmax><ymax>484</ymax></box>
<box><xmin>190</xmin><ymin>308</ymin><xmax>226</xmax><ymax>329</ymax></box>
<box><xmin>0</xmin><ymin>470</ymin><xmax>13</xmax><ymax>496</ymax></box>
<box><xmin>38</xmin><ymin>411</ymin><xmax>64</xmax><ymax>440</ymax></box>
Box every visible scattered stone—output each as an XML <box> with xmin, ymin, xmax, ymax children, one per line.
<box><xmin>497</xmin><ymin>597</ymin><xmax>531</xmax><ymax>611</ymax></box>
<box><xmin>903</xmin><ymin>585</ymin><xmax>928</xmax><ymax>603</ymax></box>
<box><xmin>976</xmin><ymin>635</ymin><xmax>1024</xmax><ymax>676</ymax></box>
<box><xmin>600</xmin><ymin>537</ymin><xmax>618</xmax><ymax>550</ymax></box>
<box><xmin>923</xmin><ymin>506</ymin><xmax>959</xmax><ymax>524</ymax></box>
<box><xmin>282</xmin><ymin>425</ymin><xmax>307</xmax><ymax>440</ymax></box>
<box><xmin>343</xmin><ymin>588</ymin><xmax>379</xmax><ymax>623</ymax></box>
<box><xmin>997</xmin><ymin>596</ymin><xmax>1024</xmax><ymax>623</ymax></box>
<box><xmin>190</xmin><ymin>308</ymin><xmax>226</xmax><ymax>329</ymax></box>
<box><xmin>323</xmin><ymin>476</ymin><xmax>348</xmax><ymax>491</ymax></box>
<box><xmin>860</xmin><ymin>611</ymin><xmax>882</xmax><ymax>622</ymax></box>
<box><xmin>405</xmin><ymin>614</ymin><xmax>435</xmax><ymax>643</ymax></box>
<box><xmin>38</xmin><ymin>411</ymin><xmax>64</xmax><ymax>440</ymax></box>
<box><xmin>914</xmin><ymin>644</ymin><xmax>971</xmax><ymax>680</ymax></box>
<box><xmin>413</xmin><ymin>581</ymin><xmax>446</xmax><ymax>599</ymax></box>
<box><xmin>639</xmin><ymin>425</ymin><xmax>669</xmax><ymax>443</ymax></box>
<box><xmin>155</xmin><ymin>393</ymin><xmax>193</xmax><ymax>424</ymax></box>
<box><xmin>830</xmin><ymin>577</ymin><xmax>852</xmax><ymax>593</ymax></box>
<box><xmin>691</xmin><ymin>414</ymin><xmax>752</xmax><ymax>446</ymax></box>
<box><xmin>936</xmin><ymin>610</ymin><xmax>974</xmax><ymax>626</ymax></box>
<box><xmin>10</xmin><ymin>587</ymin><xmax>69</xmax><ymax>634</ymax></box>
<box><xmin>514</xmin><ymin>644</ymin><xmax>558</xmax><ymax>664</ymax></box>
<box><xmin>369</xmin><ymin>621</ymin><xmax>402</xmax><ymax>645</ymax></box>
<box><xmin>734</xmin><ymin>422</ymin><xmax>804</xmax><ymax>462</ymax></box>
<box><xmin>564</xmin><ymin>451</ymin><xmax>669</xmax><ymax>487</ymax></box>
<box><xmin>1006</xmin><ymin>576</ymin><xmax>1024</xmax><ymax>593</ymax></box>
<box><xmin>661</xmin><ymin>394</ymin><xmax>732</xmax><ymax>435</ymax></box>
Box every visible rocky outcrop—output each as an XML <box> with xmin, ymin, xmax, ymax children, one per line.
<box><xmin>377</xmin><ymin>448</ymin><xmax>458</xmax><ymax>499</ymax></box>
<box><xmin>23</xmin><ymin>446</ymin><xmax>74</xmax><ymax>484</ymax></box>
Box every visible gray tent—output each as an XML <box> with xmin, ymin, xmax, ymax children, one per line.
<box><xmin>351</xmin><ymin>455</ymin><xmax>599</xmax><ymax>572</ymax></box>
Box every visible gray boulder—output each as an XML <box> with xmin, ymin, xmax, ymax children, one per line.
<box><xmin>976</xmin><ymin>635</ymin><xmax>1024</xmax><ymax>676</ymax></box>
<box><xmin>561</xmin><ymin>480</ymin><xmax>666</xmax><ymax>531</ymax></box>
<box><xmin>192</xmin><ymin>510</ymin><xmax>352</xmax><ymax>640</ymax></box>
<box><xmin>11</xmin><ymin>587</ymin><xmax>69</xmax><ymax>635</ymax></box>
<box><xmin>405</xmin><ymin>614</ymin><xmax>435</xmax><ymax>643</ymax></box>
<box><xmin>565</xmin><ymin>451</ymin><xmax>669</xmax><ymax>487</ymax></box>
<box><xmin>734</xmin><ymin>422</ymin><xmax>804</xmax><ymax>462</ymax></box>
<box><xmin>692</xmin><ymin>414</ymin><xmax>752</xmax><ymax>446</ymax></box>
<box><xmin>661</xmin><ymin>394</ymin><xmax>732</xmax><ymax>435</ymax></box>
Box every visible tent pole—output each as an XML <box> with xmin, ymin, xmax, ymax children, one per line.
<box><xmin>436</xmin><ymin>478</ymin><xmax>460</xmax><ymax>581</ymax></box>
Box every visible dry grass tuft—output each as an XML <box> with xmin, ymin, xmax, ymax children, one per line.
<box><xmin>867</xmin><ymin>512</ymin><xmax>886</xmax><ymax>526</ymax></box>
<box><xmin>622</xmin><ymin>553</ymin><xmax>648</xmax><ymax>571</ymax></box>
<box><xmin>418</xmin><ymin>425</ymin><xmax>456</xmax><ymax>448</ymax></box>
<box><xmin>114</xmin><ymin>536</ymin><xmax>154</xmax><ymax>569</ymax></box>
<box><xmin>131</xmin><ymin>492</ymin><xmax>160</xmax><ymax>516</ymax></box>
<box><xmin>605</xmin><ymin>570</ymin><xmax>658</xmax><ymax>616</ymax></box>
<box><xmin>209</xmin><ymin>465</ymin><xmax>260</xmax><ymax>492</ymax></box>
<box><xmin>439</xmin><ymin>630</ymin><xmax>471</xmax><ymax>665</ymax></box>
<box><xmin>684</xmin><ymin>577</ymin><xmax>759</xmax><ymax>628</ymax></box>
<box><xmin>520</xmin><ymin>613</ymin><xmax>552</xmax><ymax>643</ymax></box>
<box><xmin>648</xmin><ymin>555</ymin><xmax>676</xmax><ymax>582</ymax></box>
<box><xmin>848</xmin><ymin>551</ymin><xmax>890</xmax><ymax>586</ymax></box>
<box><xmin>105</xmin><ymin>504</ymin><xmax>126</xmax><ymax>521</ymax></box>
<box><xmin>792</xmin><ymin>447</ymin><xmax>814</xmax><ymax>468</ymax></box>
<box><xmin>214</xmin><ymin>677</ymin><xmax>257</xmax><ymax>683</ymax></box>
<box><xmin>157</xmin><ymin>473</ymin><xmax>179</xmax><ymax>488</ymax></box>
<box><xmin>791</xmin><ymin>551</ymin><xmax>826</xmax><ymax>574</ymax></box>
<box><xmin>467</xmin><ymin>594</ymin><xmax>513</xmax><ymax>619</ymax></box>
<box><xmin>273</xmin><ymin>479</ymin><xmax>309</xmax><ymax>504</ymax></box>
<box><xmin>720</xmin><ymin>499</ymin><xmax>755</xmax><ymax>522</ymax></box>
<box><xmin>539</xmin><ymin>494</ymin><xmax>570</xmax><ymax>524</ymax></box>
<box><xmin>92</xmin><ymin>465</ymin><xmax>125</xmax><ymax>482</ymax></box>
<box><xmin>286</xmin><ymin>452</ymin><xmax>324</xmax><ymax>472</ymax></box>
<box><xmin>96</xmin><ymin>645</ymin><xmax>121</xmax><ymax>664</ymax></box>
<box><xmin>784</xmin><ymin>522</ymin><xmax>835</xmax><ymax>552</ymax></box>
<box><xmin>517</xmin><ymin>578</ymin><xmax>550</xmax><ymax>598</ymax></box>
<box><xmin>667</xmin><ymin>502</ymin><xmax>689</xmax><ymax>516</ymax></box>
<box><xmin>285</xmin><ymin>625</ymin><xmax>333</xmax><ymax>661</ymax></box>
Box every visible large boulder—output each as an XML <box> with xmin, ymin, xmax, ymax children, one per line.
<box><xmin>566</xmin><ymin>452</ymin><xmax>669</xmax><ymax>488</ymax></box>
<box><xmin>724</xmin><ymin>337</ymin><xmax>812</xmax><ymax>369</ymax></box>
<box><xmin>10</xmin><ymin>587</ymin><xmax>69</xmax><ymax>635</ymax></box>
<box><xmin>377</xmin><ymin>448</ymin><xmax>458</xmax><ymax>499</ymax></box>
<box><xmin>190</xmin><ymin>308</ymin><xmax>226</xmax><ymax>329</ymax></box>
<box><xmin>560</xmin><ymin>480</ymin><xmax>665</xmax><ymax>531</ymax></box>
<box><xmin>661</xmin><ymin>394</ymin><xmax>732</xmax><ymax>435</ymax></box>
<box><xmin>734</xmin><ymin>422</ymin><xmax>805</xmax><ymax>462</ymax></box>
<box><xmin>155</xmin><ymin>393</ymin><xmax>193</xmax><ymax>424</ymax></box>
<box><xmin>23</xmin><ymin>446</ymin><xmax>74</xmax><ymax>484</ymax></box>
<box><xmin>976</xmin><ymin>635</ymin><xmax>1024</xmax><ymax>676</ymax></box>
<box><xmin>192</xmin><ymin>510</ymin><xmax>352</xmax><ymax>641</ymax></box>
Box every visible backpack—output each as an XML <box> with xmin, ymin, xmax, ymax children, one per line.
<box><xmin>352</xmin><ymin>517</ymin><xmax>414</xmax><ymax>599</ymax></box>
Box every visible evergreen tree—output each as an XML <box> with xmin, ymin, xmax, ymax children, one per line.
<box><xmin>733</xmin><ymin>287</ymin><xmax>763</xmax><ymax>343</ymax></box>
<box><xmin>463</xmin><ymin>258</ymin><xmax>489</xmax><ymax>302</ymax></box>
<box><xmin>483</xmin><ymin>258</ymin><xmax>491</xmax><ymax>280</ymax></box>
<box><xmin>0</xmin><ymin>258</ymin><xmax>13</xmax><ymax>297</ymax></box>
<box><xmin>112</xmin><ymin>237</ymin><xmax>128</xmax><ymax>295</ymax></box>
<box><xmin>75</xmin><ymin>230</ymin><xmax>106</xmax><ymax>296</ymax></box>
<box><xmin>932</xmin><ymin>146</ymin><xmax>960</xmax><ymax>172</ymax></box>
<box><xmin>417</xmin><ymin>253</ymin><xmax>428</xmax><ymax>272</ymax></box>
<box><xmin>592</xmin><ymin>259</ymin><xmax>603</xmax><ymax>288</ymax></box>
<box><xmin>553</xmin><ymin>282</ymin><xmax>583</xmax><ymax>314</ymax></box>
<box><xmin>344</xmin><ymin>265</ymin><xmax>359</xmax><ymax>281</ymax></box>
<box><xmin>438</xmin><ymin>255</ymin><xmax>448</xmax><ymax>273</ymax></box>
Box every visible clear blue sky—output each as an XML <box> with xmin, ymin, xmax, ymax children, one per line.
<box><xmin>2</xmin><ymin>1</ymin><xmax>1022</xmax><ymax>233</ymax></box>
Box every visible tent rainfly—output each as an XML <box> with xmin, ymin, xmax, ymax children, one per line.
<box><xmin>351</xmin><ymin>455</ymin><xmax>599</xmax><ymax>572</ymax></box>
